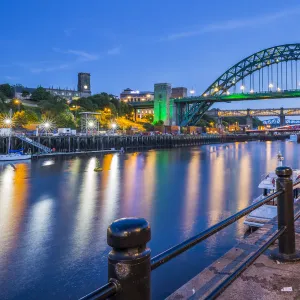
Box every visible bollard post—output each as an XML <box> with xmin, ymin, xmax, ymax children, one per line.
<box><xmin>107</xmin><ymin>218</ymin><xmax>151</xmax><ymax>299</ymax></box>
<box><xmin>274</xmin><ymin>166</ymin><xmax>300</xmax><ymax>261</ymax></box>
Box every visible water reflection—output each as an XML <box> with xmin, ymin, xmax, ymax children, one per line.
<box><xmin>0</xmin><ymin>164</ymin><xmax>28</xmax><ymax>271</ymax></box>
<box><xmin>72</xmin><ymin>158</ymin><xmax>98</xmax><ymax>258</ymax></box>
<box><xmin>0</xmin><ymin>141</ymin><xmax>298</xmax><ymax>300</ymax></box>
<box><xmin>182</xmin><ymin>151</ymin><xmax>200</xmax><ymax>237</ymax></box>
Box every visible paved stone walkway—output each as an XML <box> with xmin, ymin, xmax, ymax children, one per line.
<box><xmin>167</xmin><ymin>202</ymin><xmax>300</xmax><ymax>300</ymax></box>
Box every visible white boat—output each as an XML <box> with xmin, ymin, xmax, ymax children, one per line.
<box><xmin>244</xmin><ymin>152</ymin><xmax>300</xmax><ymax>229</ymax></box>
<box><xmin>0</xmin><ymin>153</ymin><xmax>31</xmax><ymax>161</ymax></box>
<box><xmin>0</xmin><ymin>109</ymin><xmax>32</xmax><ymax>162</ymax></box>
<box><xmin>288</xmin><ymin>134</ymin><xmax>298</xmax><ymax>142</ymax></box>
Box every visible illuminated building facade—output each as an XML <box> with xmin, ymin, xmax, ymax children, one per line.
<box><xmin>120</xmin><ymin>88</ymin><xmax>154</xmax><ymax>103</ymax></box>
<box><xmin>13</xmin><ymin>72</ymin><xmax>92</xmax><ymax>101</ymax></box>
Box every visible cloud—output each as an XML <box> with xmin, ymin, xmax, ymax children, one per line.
<box><xmin>53</xmin><ymin>48</ymin><xmax>99</xmax><ymax>62</ymax></box>
<box><xmin>30</xmin><ymin>64</ymin><xmax>69</xmax><ymax>74</ymax></box>
<box><xmin>107</xmin><ymin>46</ymin><xmax>121</xmax><ymax>55</ymax></box>
<box><xmin>4</xmin><ymin>75</ymin><xmax>18</xmax><ymax>80</ymax></box>
<box><xmin>162</xmin><ymin>7</ymin><xmax>300</xmax><ymax>41</ymax></box>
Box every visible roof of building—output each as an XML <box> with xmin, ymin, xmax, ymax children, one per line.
<box><xmin>120</xmin><ymin>89</ymin><xmax>154</xmax><ymax>96</ymax></box>
<box><xmin>14</xmin><ymin>86</ymin><xmax>36</xmax><ymax>93</ymax></box>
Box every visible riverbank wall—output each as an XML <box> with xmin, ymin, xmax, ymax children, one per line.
<box><xmin>0</xmin><ymin>134</ymin><xmax>289</xmax><ymax>155</ymax></box>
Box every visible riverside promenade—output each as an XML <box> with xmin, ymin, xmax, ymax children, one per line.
<box><xmin>168</xmin><ymin>200</ymin><xmax>300</xmax><ymax>300</ymax></box>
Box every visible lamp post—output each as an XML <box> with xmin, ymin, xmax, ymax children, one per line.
<box><xmin>112</xmin><ymin>123</ymin><xmax>117</xmax><ymax>134</ymax></box>
<box><xmin>14</xmin><ymin>99</ymin><xmax>21</xmax><ymax>111</ymax></box>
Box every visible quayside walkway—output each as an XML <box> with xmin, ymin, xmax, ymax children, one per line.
<box><xmin>168</xmin><ymin>202</ymin><xmax>300</xmax><ymax>300</ymax></box>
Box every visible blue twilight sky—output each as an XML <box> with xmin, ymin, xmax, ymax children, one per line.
<box><xmin>2</xmin><ymin>0</ymin><xmax>300</xmax><ymax>111</ymax></box>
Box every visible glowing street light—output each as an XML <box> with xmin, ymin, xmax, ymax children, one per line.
<box><xmin>250</xmin><ymin>89</ymin><xmax>254</xmax><ymax>94</ymax></box>
<box><xmin>277</xmin><ymin>87</ymin><xmax>281</xmax><ymax>92</ymax></box>
<box><xmin>240</xmin><ymin>85</ymin><xmax>245</xmax><ymax>91</ymax></box>
<box><xmin>203</xmin><ymin>93</ymin><xmax>207</xmax><ymax>97</ymax></box>
<box><xmin>88</xmin><ymin>121</ymin><xmax>95</xmax><ymax>128</ymax></box>
<box><xmin>269</xmin><ymin>83</ymin><xmax>274</xmax><ymax>89</ymax></box>
<box><xmin>4</xmin><ymin>118</ymin><xmax>11</xmax><ymax>125</ymax></box>
<box><xmin>84</xmin><ymin>85</ymin><xmax>88</xmax><ymax>90</ymax></box>
<box><xmin>190</xmin><ymin>88</ymin><xmax>195</xmax><ymax>95</ymax></box>
<box><xmin>44</xmin><ymin>122</ymin><xmax>50</xmax><ymax>129</ymax></box>
<box><xmin>226</xmin><ymin>91</ymin><xmax>230</xmax><ymax>95</ymax></box>
<box><xmin>111</xmin><ymin>123</ymin><xmax>117</xmax><ymax>129</ymax></box>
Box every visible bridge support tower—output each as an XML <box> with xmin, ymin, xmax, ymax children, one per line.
<box><xmin>246</xmin><ymin>109</ymin><xmax>253</xmax><ymax>129</ymax></box>
<box><xmin>154</xmin><ymin>83</ymin><xmax>173</xmax><ymax>125</ymax></box>
<box><xmin>280</xmin><ymin>108</ymin><xmax>286</xmax><ymax>126</ymax></box>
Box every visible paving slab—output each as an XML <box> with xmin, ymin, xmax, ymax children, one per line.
<box><xmin>167</xmin><ymin>201</ymin><xmax>300</xmax><ymax>300</ymax></box>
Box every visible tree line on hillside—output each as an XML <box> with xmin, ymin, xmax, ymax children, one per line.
<box><xmin>0</xmin><ymin>84</ymin><xmax>134</xmax><ymax>129</ymax></box>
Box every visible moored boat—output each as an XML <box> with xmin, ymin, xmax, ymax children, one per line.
<box><xmin>0</xmin><ymin>153</ymin><xmax>31</xmax><ymax>161</ymax></box>
<box><xmin>244</xmin><ymin>152</ymin><xmax>300</xmax><ymax>229</ymax></box>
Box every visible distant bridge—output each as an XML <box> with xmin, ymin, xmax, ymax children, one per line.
<box><xmin>262</xmin><ymin>118</ymin><xmax>300</xmax><ymax>127</ymax></box>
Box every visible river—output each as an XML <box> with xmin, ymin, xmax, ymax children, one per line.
<box><xmin>0</xmin><ymin>140</ymin><xmax>298</xmax><ymax>299</ymax></box>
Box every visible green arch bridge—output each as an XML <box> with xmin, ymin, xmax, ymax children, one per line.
<box><xmin>130</xmin><ymin>44</ymin><xmax>300</xmax><ymax>126</ymax></box>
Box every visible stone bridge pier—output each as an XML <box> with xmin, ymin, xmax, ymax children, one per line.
<box><xmin>246</xmin><ymin>109</ymin><xmax>253</xmax><ymax>129</ymax></box>
<box><xmin>280</xmin><ymin>107</ymin><xmax>286</xmax><ymax>126</ymax></box>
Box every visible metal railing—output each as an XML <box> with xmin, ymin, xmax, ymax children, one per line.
<box><xmin>79</xmin><ymin>166</ymin><xmax>299</xmax><ymax>300</ymax></box>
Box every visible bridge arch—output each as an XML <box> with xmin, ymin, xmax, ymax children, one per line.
<box><xmin>203</xmin><ymin>43</ymin><xmax>300</xmax><ymax>96</ymax></box>
<box><xmin>181</xmin><ymin>44</ymin><xmax>300</xmax><ymax>126</ymax></box>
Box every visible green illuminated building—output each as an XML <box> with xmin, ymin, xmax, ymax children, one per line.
<box><xmin>154</xmin><ymin>83</ymin><xmax>173</xmax><ymax>125</ymax></box>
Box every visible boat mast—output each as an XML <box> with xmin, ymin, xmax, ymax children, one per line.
<box><xmin>277</xmin><ymin>151</ymin><xmax>284</xmax><ymax>167</ymax></box>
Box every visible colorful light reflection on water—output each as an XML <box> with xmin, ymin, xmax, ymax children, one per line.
<box><xmin>0</xmin><ymin>141</ymin><xmax>298</xmax><ymax>299</ymax></box>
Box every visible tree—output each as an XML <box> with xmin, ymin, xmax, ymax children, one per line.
<box><xmin>119</xmin><ymin>101</ymin><xmax>133</xmax><ymax>117</ymax></box>
<box><xmin>143</xmin><ymin>123</ymin><xmax>154</xmax><ymax>131</ymax></box>
<box><xmin>0</xmin><ymin>84</ymin><xmax>13</xmax><ymax>98</ymax></box>
<box><xmin>142</xmin><ymin>114</ymin><xmax>154</xmax><ymax>123</ymax></box>
<box><xmin>38</xmin><ymin>96</ymin><xmax>69</xmax><ymax>116</ymax></box>
<box><xmin>24</xmin><ymin>109</ymin><xmax>39</xmax><ymax>123</ymax></box>
<box><xmin>55</xmin><ymin>112</ymin><xmax>76</xmax><ymax>128</ymax></box>
<box><xmin>13</xmin><ymin>111</ymin><xmax>28</xmax><ymax>127</ymax></box>
<box><xmin>0</xmin><ymin>91</ymin><xmax>8</xmax><ymax>112</ymax></box>
<box><xmin>154</xmin><ymin>120</ymin><xmax>164</xmax><ymax>126</ymax></box>
<box><xmin>21</xmin><ymin>90</ymin><xmax>30</xmax><ymax>98</ymax></box>
<box><xmin>31</xmin><ymin>87</ymin><xmax>52</xmax><ymax>102</ymax></box>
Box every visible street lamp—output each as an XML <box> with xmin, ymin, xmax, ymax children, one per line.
<box><xmin>14</xmin><ymin>99</ymin><xmax>21</xmax><ymax>111</ymax></box>
<box><xmin>4</xmin><ymin>118</ymin><xmax>11</xmax><ymax>125</ymax></box>
<box><xmin>112</xmin><ymin>123</ymin><xmax>117</xmax><ymax>134</ymax></box>
<box><xmin>88</xmin><ymin>121</ymin><xmax>94</xmax><ymax>128</ymax></box>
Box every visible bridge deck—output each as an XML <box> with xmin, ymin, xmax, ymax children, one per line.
<box><xmin>167</xmin><ymin>201</ymin><xmax>300</xmax><ymax>300</ymax></box>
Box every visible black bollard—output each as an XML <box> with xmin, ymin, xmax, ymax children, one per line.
<box><xmin>107</xmin><ymin>218</ymin><xmax>151</xmax><ymax>300</ymax></box>
<box><xmin>273</xmin><ymin>166</ymin><xmax>300</xmax><ymax>261</ymax></box>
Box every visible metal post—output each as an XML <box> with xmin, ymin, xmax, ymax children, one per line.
<box><xmin>107</xmin><ymin>218</ymin><xmax>151</xmax><ymax>300</ymax></box>
<box><xmin>274</xmin><ymin>166</ymin><xmax>300</xmax><ymax>261</ymax></box>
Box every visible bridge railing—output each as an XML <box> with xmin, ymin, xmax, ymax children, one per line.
<box><xmin>79</xmin><ymin>167</ymin><xmax>300</xmax><ymax>300</ymax></box>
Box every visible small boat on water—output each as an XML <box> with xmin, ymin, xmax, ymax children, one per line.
<box><xmin>0</xmin><ymin>150</ymin><xmax>31</xmax><ymax>161</ymax></box>
<box><xmin>244</xmin><ymin>152</ymin><xmax>300</xmax><ymax>229</ymax></box>
<box><xmin>288</xmin><ymin>134</ymin><xmax>298</xmax><ymax>142</ymax></box>
<box><xmin>0</xmin><ymin>109</ymin><xmax>31</xmax><ymax>162</ymax></box>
